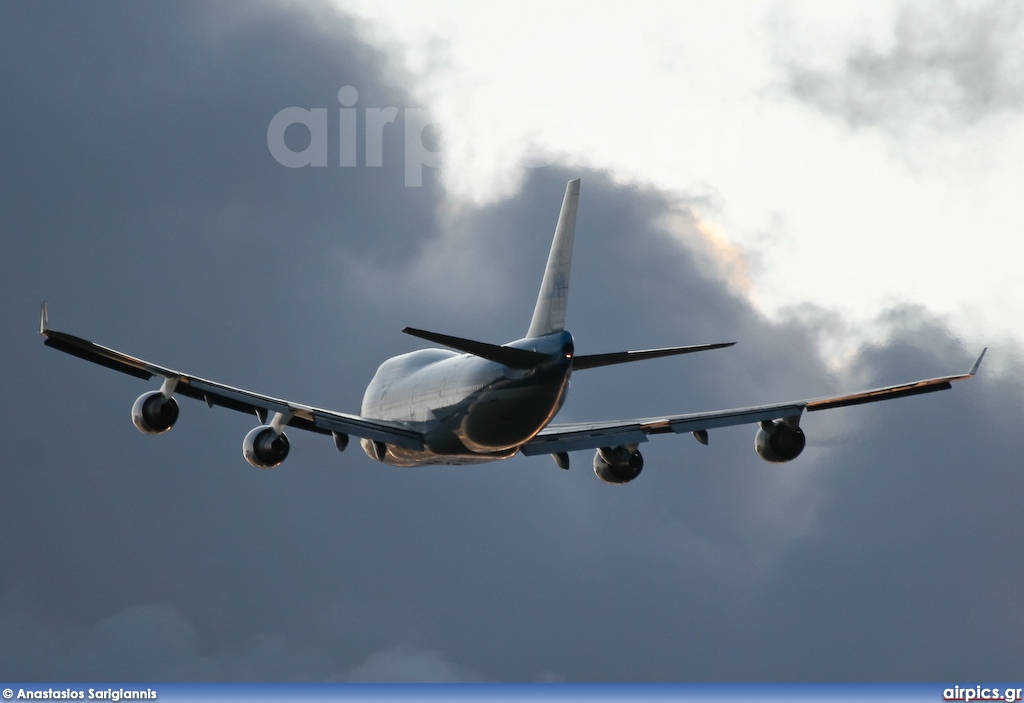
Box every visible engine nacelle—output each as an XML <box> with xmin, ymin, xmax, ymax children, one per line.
<box><xmin>361</xmin><ymin>438</ymin><xmax>388</xmax><ymax>463</ymax></box>
<box><xmin>131</xmin><ymin>391</ymin><xmax>179</xmax><ymax>435</ymax></box>
<box><xmin>755</xmin><ymin>420</ymin><xmax>806</xmax><ymax>463</ymax></box>
<box><xmin>243</xmin><ymin>425</ymin><xmax>290</xmax><ymax>468</ymax></box>
<box><xmin>593</xmin><ymin>446</ymin><xmax>644</xmax><ymax>484</ymax></box>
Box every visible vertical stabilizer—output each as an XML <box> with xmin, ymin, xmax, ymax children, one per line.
<box><xmin>526</xmin><ymin>179</ymin><xmax>580</xmax><ymax>338</ymax></box>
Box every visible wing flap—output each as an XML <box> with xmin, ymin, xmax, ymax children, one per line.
<box><xmin>804</xmin><ymin>350</ymin><xmax>985</xmax><ymax>411</ymax></box>
<box><xmin>312</xmin><ymin>413</ymin><xmax>423</xmax><ymax>449</ymax></box>
<box><xmin>661</xmin><ymin>403</ymin><xmax>806</xmax><ymax>433</ymax></box>
<box><xmin>520</xmin><ymin>426</ymin><xmax>647</xmax><ymax>455</ymax></box>
<box><xmin>524</xmin><ymin>402</ymin><xmax>806</xmax><ymax>455</ymax></box>
<box><xmin>805</xmin><ymin>379</ymin><xmax>952</xmax><ymax>411</ymax></box>
<box><xmin>43</xmin><ymin>330</ymin><xmax>167</xmax><ymax>381</ymax></box>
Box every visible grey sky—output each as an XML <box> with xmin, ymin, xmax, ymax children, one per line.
<box><xmin>780</xmin><ymin>0</ymin><xmax>1024</xmax><ymax>131</ymax></box>
<box><xmin>2</xmin><ymin>0</ymin><xmax>1022</xmax><ymax>682</ymax></box>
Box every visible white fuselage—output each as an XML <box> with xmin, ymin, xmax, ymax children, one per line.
<box><xmin>359</xmin><ymin>331</ymin><xmax>573</xmax><ymax>465</ymax></box>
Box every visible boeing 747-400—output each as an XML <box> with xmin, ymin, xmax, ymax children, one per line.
<box><xmin>40</xmin><ymin>179</ymin><xmax>985</xmax><ymax>482</ymax></box>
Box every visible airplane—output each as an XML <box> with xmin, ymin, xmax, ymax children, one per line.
<box><xmin>40</xmin><ymin>179</ymin><xmax>986</xmax><ymax>483</ymax></box>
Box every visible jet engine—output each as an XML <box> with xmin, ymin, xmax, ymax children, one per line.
<box><xmin>131</xmin><ymin>390</ymin><xmax>179</xmax><ymax>435</ymax></box>
<box><xmin>243</xmin><ymin>425</ymin><xmax>290</xmax><ymax>468</ymax></box>
<box><xmin>593</xmin><ymin>445</ymin><xmax>644</xmax><ymax>484</ymax></box>
<box><xmin>755</xmin><ymin>420</ymin><xmax>806</xmax><ymax>463</ymax></box>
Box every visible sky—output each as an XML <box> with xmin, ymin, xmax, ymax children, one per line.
<box><xmin>1</xmin><ymin>0</ymin><xmax>1023</xmax><ymax>683</ymax></box>
<box><xmin>343</xmin><ymin>0</ymin><xmax>1024</xmax><ymax>357</ymax></box>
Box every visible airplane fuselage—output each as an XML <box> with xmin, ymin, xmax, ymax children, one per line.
<box><xmin>360</xmin><ymin>331</ymin><xmax>574</xmax><ymax>465</ymax></box>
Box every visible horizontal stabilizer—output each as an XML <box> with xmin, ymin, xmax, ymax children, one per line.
<box><xmin>402</xmin><ymin>327</ymin><xmax>551</xmax><ymax>370</ymax></box>
<box><xmin>573</xmin><ymin>342</ymin><xmax>735</xmax><ymax>370</ymax></box>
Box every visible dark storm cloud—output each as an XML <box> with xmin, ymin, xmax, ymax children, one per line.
<box><xmin>779</xmin><ymin>0</ymin><xmax>1024</xmax><ymax>130</ymax></box>
<box><xmin>2</xmin><ymin>0</ymin><xmax>1022</xmax><ymax>683</ymax></box>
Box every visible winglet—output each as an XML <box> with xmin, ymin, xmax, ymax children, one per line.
<box><xmin>39</xmin><ymin>301</ymin><xmax>48</xmax><ymax>335</ymax></box>
<box><xmin>968</xmin><ymin>347</ymin><xmax>987</xmax><ymax>377</ymax></box>
<box><xmin>526</xmin><ymin>179</ymin><xmax>581</xmax><ymax>338</ymax></box>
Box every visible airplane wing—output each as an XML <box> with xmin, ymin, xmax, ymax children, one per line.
<box><xmin>521</xmin><ymin>350</ymin><xmax>986</xmax><ymax>456</ymax></box>
<box><xmin>39</xmin><ymin>304</ymin><xmax>424</xmax><ymax>450</ymax></box>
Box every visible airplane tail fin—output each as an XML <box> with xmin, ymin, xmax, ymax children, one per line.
<box><xmin>526</xmin><ymin>179</ymin><xmax>580</xmax><ymax>338</ymax></box>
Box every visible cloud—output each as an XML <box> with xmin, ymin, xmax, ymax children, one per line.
<box><xmin>1</xmin><ymin>0</ymin><xmax>1022</xmax><ymax>683</ymax></box>
<box><xmin>779</xmin><ymin>0</ymin><xmax>1024</xmax><ymax>131</ymax></box>
<box><xmin>345</xmin><ymin>646</ymin><xmax>484</xmax><ymax>683</ymax></box>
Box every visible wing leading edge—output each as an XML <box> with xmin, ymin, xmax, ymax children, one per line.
<box><xmin>521</xmin><ymin>350</ymin><xmax>986</xmax><ymax>456</ymax></box>
<box><xmin>40</xmin><ymin>303</ymin><xmax>424</xmax><ymax>450</ymax></box>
